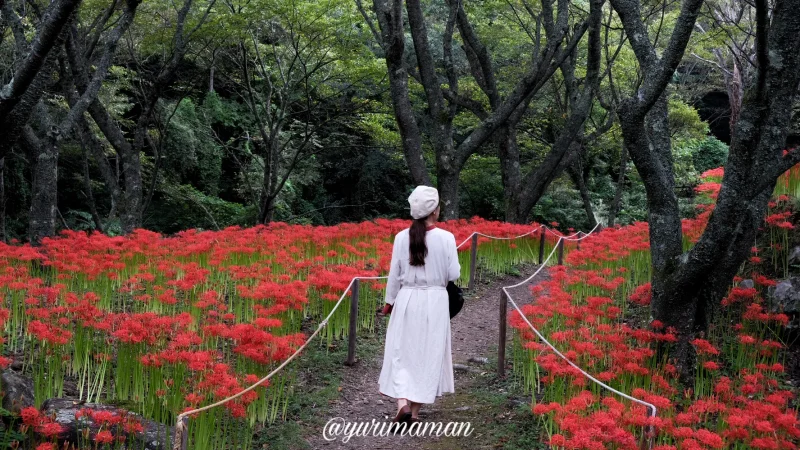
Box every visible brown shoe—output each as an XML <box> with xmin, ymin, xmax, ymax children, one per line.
<box><xmin>392</xmin><ymin>404</ymin><xmax>411</xmax><ymax>424</ymax></box>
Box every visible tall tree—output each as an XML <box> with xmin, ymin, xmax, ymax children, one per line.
<box><xmin>371</xmin><ymin>0</ymin><xmax>588</xmax><ymax>219</ymax></box>
<box><xmin>691</xmin><ymin>0</ymin><xmax>757</xmax><ymax>135</ymax></box>
<box><xmin>3</xmin><ymin>0</ymin><xmax>141</xmax><ymax>243</ymax></box>
<box><xmin>0</xmin><ymin>0</ymin><xmax>83</xmax><ymax>160</ymax></box>
<box><xmin>609</xmin><ymin>0</ymin><xmax>800</xmax><ymax>382</ymax></box>
<box><xmin>448</xmin><ymin>0</ymin><xmax>606</xmax><ymax>223</ymax></box>
<box><xmin>218</xmin><ymin>0</ymin><xmax>370</xmax><ymax>224</ymax></box>
<box><xmin>67</xmin><ymin>0</ymin><xmax>215</xmax><ymax>233</ymax></box>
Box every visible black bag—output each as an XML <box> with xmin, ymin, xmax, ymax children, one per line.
<box><xmin>447</xmin><ymin>281</ymin><xmax>464</xmax><ymax>319</ymax></box>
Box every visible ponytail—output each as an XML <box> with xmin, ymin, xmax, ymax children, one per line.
<box><xmin>409</xmin><ymin>218</ymin><xmax>428</xmax><ymax>266</ymax></box>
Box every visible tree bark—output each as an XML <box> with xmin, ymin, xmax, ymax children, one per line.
<box><xmin>0</xmin><ymin>0</ymin><xmax>83</xmax><ymax>157</ymax></box>
<box><xmin>64</xmin><ymin>0</ymin><xmax>205</xmax><ymax>233</ymax></box>
<box><xmin>24</xmin><ymin>0</ymin><xmax>141</xmax><ymax>242</ymax></box>
<box><xmin>608</xmin><ymin>142</ymin><xmax>628</xmax><ymax>225</ymax></box>
<box><xmin>0</xmin><ymin>157</ymin><xmax>6</xmax><ymax>243</ymax></box>
<box><xmin>609</xmin><ymin>0</ymin><xmax>800</xmax><ymax>384</ymax></box>
<box><xmin>373</xmin><ymin>0</ymin><xmax>588</xmax><ymax>219</ymax></box>
<box><xmin>77</xmin><ymin>117</ymin><xmax>120</xmax><ymax>216</ymax></box>
<box><xmin>26</xmin><ymin>129</ymin><xmax>59</xmax><ymax>244</ymax></box>
<box><xmin>372</xmin><ymin>0</ymin><xmax>430</xmax><ymax>187</ymax></box>
<box><xmin>568</xmin><ymin>159</ymin><xmax>597</xmax><ymax>229</ymax></box>
<box><xmin>498</xmin><ymin>125</ymin><xmax>523</xmax><ymax>223</ymax></box>
<box><xmin>510</xmin><ymin>0</ymin><xmax>604</xmax><ymax>222</ymax></box>
<box><xmin>82</xmin><ymin>147</ymin><xmax>104</xmax><ymax>233</ymax></box>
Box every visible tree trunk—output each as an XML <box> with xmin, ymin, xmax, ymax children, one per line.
<box><xmin>436</xmin><ymin>167</ymin><xmax>460</xmax><ymax>220</ymax></box>
<box><xmin>568</xmin><ymin>161</ymin><xmax>597</xmax><ymax>229</ymax></box>
<box><xmin>498</xmin><ymin>126</ymin><xmax>524</xmax><ymax>223</ymax></box>
<box><xmin>372</xmin><ymin>0</ymin><xmax>430</xmax><ymax>187</ymax></box>
<box><xmin>498</xmin><ymin>0</ymin><xmax>603</xmax><ymax>224</ymax></box>
<box><xmin>608</xmin><ymin>143</ymin><xmax>628</xmax><ymax>226</ymax></box>
<box><xmin>119</xmin><ymin>140</ymin><xmax>143</xmax><ymax>233</ymax></box>
<box><xmin>259</xmin><ymin>195</ymin><xmax>277</xmax><ymax>225</ymax></box>
<box><xmin>373</xmin><ymin>0</ymin><xmax>590</xmax><ymax>214</ymax></box>
<box><xmin>82</xmin><ymin>147</ymin><xmax>104</xmax><ymax>233</ymax></box>
<box><xmin>29</xmin><ymin>138</ymin><xmax>59</xmax><ymax>245</ymax></box>
<box><xmin>0</xmin><ymin>0</ymin><xmax>82</xmax><ymax>160</ymax></box>
<box><xmin>0</xmin><ymin>157</ymin><xmax>6</xmax><ymax>243</ymax></box>
<box><xmin>609</xmin><ymin>0</ymin><xmax>800</xmax><ymax>385</ymax></box>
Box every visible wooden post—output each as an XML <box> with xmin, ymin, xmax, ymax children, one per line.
<box><xmin>497</xmin><ymin>291</ymin><xmax>508</xmax><ymax>378</ymax></box>
<box><xmin>345</xmin><ymin>279</ymin><xmax>360</xmax><ymax>366</ymax></box>
<box><xmin>468</xmin><ymin>233</ymin><xmax>478</xmax><ymax>289</ymax></box>
<box><xmin>641</xmin><ymin>422</ymin><xmax>655</xmax><ymax>450</ymax></box>
<box><xmin>557</xmin><ymin>239</ymin><xmax>564</xmax><ymax>265</ymax></box>
<box><xmin>538</xmin><ymin>228</ymin><xmax>546</xmax><ymax>265</ymax></box>
<box><xmin>173</xmin><ymin>416</ymin><xmax>189</xmax><ymax>450</ymax></box>
<box><xmin>576</xmin><ymin>231</ymin><xmax>583</xmax><ymax>250</ymax></box>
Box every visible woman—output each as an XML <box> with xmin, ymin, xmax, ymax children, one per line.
<box><xmin>378</xmin><ymin>185</ymin><xmax>461</xmax><ymax>425</ymax></box>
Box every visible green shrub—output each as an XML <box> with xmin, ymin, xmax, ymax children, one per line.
<box><xmin>688</xmin><ymin>136</ymin><xmax>729</xmax><ymax>173</ymax></box>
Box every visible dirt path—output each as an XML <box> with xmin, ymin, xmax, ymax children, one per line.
<box><xmin>303</xmin><ymin>264</ymin><xmax>547</xmax><ymax>450</ymax></box>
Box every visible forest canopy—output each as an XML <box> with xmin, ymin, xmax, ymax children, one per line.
<box><xmin>3</xmin><ymin>0</ymin><xmax>796</xmax><ymax>241</ymax></box>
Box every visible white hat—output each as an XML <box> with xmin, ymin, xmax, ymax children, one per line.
<box><xmin>408</xmin><ymin>185</ymin><xmax>439</xmax><ymax>219</ymax></box>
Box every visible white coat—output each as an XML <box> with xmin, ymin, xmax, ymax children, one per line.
<box><xmin>378</xmin><ymin>226</ymin><xmax>461</xmax><ymax>404</ymax></box>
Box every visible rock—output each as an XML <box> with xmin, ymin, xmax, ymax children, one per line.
<box><xmin>453</xmin><ymin>364</ymin><xmax>479</xmax><ymax>373</ymax></box>
<box><xmin>468</xmin><ymin>357</ymin><xmax>489</xmax><ymax>365</ymax></box>
<box><xmin>789</xmin><ymin>246</ymin><xmax>800</xmax><ymax>265</ymax></box>
<box><xmin>739</xmin><ymin>279</ymin><xmax>754</xmax><ymax>289</ymax></box>
<box><xmin>40</xmin><ymin>398</ymin><xmax>173</xmax><ymax>450</ymax></box>
<box><xmin>769</xmin><ymin>277</ymin><xmax>800</xmax><ymax>316</ymax></box>
<box><xmin>1</xmin><ymin>370</ymin><xmax>35</xmax><ymax>414</ymax></box>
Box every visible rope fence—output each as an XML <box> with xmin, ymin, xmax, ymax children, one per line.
<box><xmin>497</xmin><ymin>222</ymin><xmax>657</xmax><ymax>450</ymax></box>
<box><xmin>172</xmin><ymin>223</ymin><xmax>656</xmax><ymax>449</ymax></box>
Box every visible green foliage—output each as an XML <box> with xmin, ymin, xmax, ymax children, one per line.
<box><xmin>459</xmin><ymin>156</ymin><xmax>504</xmax><ymax>220</ymax></box>
<box><xmin>531</xmin><ymin>176</ymin><xmax>594</xmax><ymax>230</ymax></box>
<box><xmin>687</xmin><ymin>136</ymin><xmax>730</xmax><ymax>174</ymax></box>
<box><xmin>162</xmin><ymin>97</ymin><xmax>224</xmax><ymax>196</ymax></box>
<box><xmin>673</xmin><ymin>141</ymin><xmax>700</xmax><ymax>189</ymax></box>
<box><xmin>146</xmin><ymin>184</ymin><xmax>251</xmax><ymax>233</ymax></box>
<box><xmin>355</xmin><ymin>113</ymin><xmax>401</xmax><ymax>147</ymax></box>
<box><xmin>63</xmin><ymin>210</ymin><xmax>97</xmax><ymax>232</ymax></box>
<box><xmin>668</xmin><ymin>97</ymin><xmax>710</xmax><ymax>146</ymax></box>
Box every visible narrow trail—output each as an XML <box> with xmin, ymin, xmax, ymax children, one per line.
<box><xmin>303</xmin><ymin>263</ymin><xmax>547</xmax><ymax>449</ymax></box>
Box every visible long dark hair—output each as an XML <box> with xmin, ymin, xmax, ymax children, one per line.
<box><xmin>409</xmin><ymin>217</ymin><xmax>428</xmax><ymax>266</ymax></box>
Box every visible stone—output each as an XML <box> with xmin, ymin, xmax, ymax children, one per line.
<box><xmin>40</xmin><ymin>398</ymin><xmax>173</xmax><ymax>450</ymax></box>
<box><xmin>789</xmin><ymin>246</ymin><xmax>800</xmax><ymax>265</ymax></box>
<box><xmin>453</xmin><ymin>364</ymin><xmax>479</xmax><ymax>373</ymax></box>
<box><xmin>1</xmin><ymin>370</ymin><xmax>34</xmax><ymax>414</ymax></box>
<box><xmin>769</xmin><ymin>277</ymin><xmax>800</xmax><ymax>316</ymax></box>
<box><xmin>739</xmin><ymin>279</ymin><xmax>754</xmax><ymax>289</ymax></box>
<box><xmin>468</xmin><ymin>357</ymin><xmax>489</xmax><ymax>365</ymax></box>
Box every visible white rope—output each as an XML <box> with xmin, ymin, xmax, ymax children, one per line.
<box><xmin>499</xmin><ymin>226</ymin><xmax>658</xmax><ymax>422</ymax></box>
<box><xmin>544</xmin><ymin>222</ymin><xmax>601</xmax><ymax>240</ymax></box>
<box><xmin>561</xmin><ymin>222</ymin><xmax>602</xmax><ymax>241</ymax></box>
<box><xmin>175</xmin><ymin>276</ymin><xmax>362</xmax><ymax>424</ymax></box>
<box><xmin>503</xmin><ymin>290</ymin><xmax>659</xmax><ymax>419</ymax></box>
<box><xmin>504</xmin><ymin>241</ymin><xmax>560</xmax><ymax>289</ymax></box>
<box><xmin>456</xmin><ymin>224</ymin><xmax>548</xmax><ymax>249</ymax></box>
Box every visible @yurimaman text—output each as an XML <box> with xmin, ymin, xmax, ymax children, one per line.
<box><xmin>322</xmin><ymin>417</ymin><xmax>474</xmax><ymax>442</ymax></box>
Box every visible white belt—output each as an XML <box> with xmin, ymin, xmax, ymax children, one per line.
<box><xmin>402</xmin><ymin>285</ymin><xmax>446</xmax><ymax>291</ymax></box>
